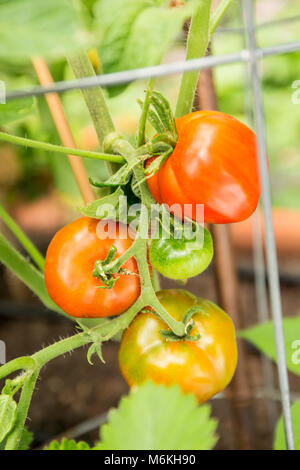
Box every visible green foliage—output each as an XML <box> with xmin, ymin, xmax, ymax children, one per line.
<box><xmin>0</xmin><ymin>395</ymin><xmax>17</xmax><ymax>443</ymax></box>
<box><xmin>95</xmin><ymin>381</ymin><xmax>218</xmax><ymax>450</ymax></box>
<box><xmin>0</xmin><ymin>232</ymin><xmax>62</xmax><ymax>314</ymax></box>
<box><xmin>95</xmin><ymin>0</ymin><xmax>198</xmax><ymax>95</ymax></box>
<box><xmin>0</xmin><ymin>0</ymin><xmax>91</xmax><ymax>61</ymax></box>
<box><xmin>0</xmin><ymin>427</ymin><xmax>33</xmax><ymax>451</ymax></box>
<box><xmin>45</xmin><ymin>438</ymin><xmax>91</xmax><ymax>450</ymax></box>
<box><xmin>0</xmin><ymin>97</ymin><xmax>36</xmax><ymax>125</ymax></box>
<box><xmin>18</xmin><ymin>427</ymin><xmax>34</xmax><ymax>450</ymax></box>
<box><xmin>239</xmin><ymin>315</ymin><xmax>300</xmax><ymax>376</ymax></box>
<box><xmin>273</xmin><ymin>401</ymin><xmax>300</xmax><ymax>450</ymax></box>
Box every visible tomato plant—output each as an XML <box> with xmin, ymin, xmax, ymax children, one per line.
<box><xmin>45</xmin><ymin>217</ymin><xmax>140</xmax><ymax>318</ymax></box>
<box><xmin>147</xmin><ymin>111</ymin><xmax>261</xmax><ymax>224</ymax></box>
<box><xmin>0</xmin><ymin>0</ymin><xmax>250</xmax><ymax>451</ymax></box>
<box><xmin>119</xmin><ymin>289</ymin><xmax>237</xmax><ymax>403</ymax></box>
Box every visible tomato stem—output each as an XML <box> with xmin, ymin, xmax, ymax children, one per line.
<box><xmin>0</xmin><ymin>131</ymin><xmax>125</xmax><ymax>164</ymax></box>
<box><xmin>5</xmin><ymin>370</ymin><xmax>39</xmax><ymax>450</ymax></box>
<box><xmin>68</xmin><ymin>51</ymin><xmax>121</xmax><ymax>175</ymax></box>
<box><xmin>136</xmin><ymin>79</ymin><xmax>155</xmax><ymax>147</ymax></box>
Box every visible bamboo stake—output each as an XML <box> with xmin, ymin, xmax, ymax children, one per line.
<box><xmin>32</xmin><ymin>57</ymin><xmax>95</xmax><ymax>204</ymax></box>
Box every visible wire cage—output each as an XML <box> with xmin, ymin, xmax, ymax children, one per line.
<box><xmin>4</xmin><ymin>0</ymin><xmax>300</xmax><ymax>450</ymax></box>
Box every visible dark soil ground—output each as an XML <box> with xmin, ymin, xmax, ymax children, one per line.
<box><xmin>1</xmin><ymin>246</ymin><xmax>300</xmax><ymax>450</ymax></box>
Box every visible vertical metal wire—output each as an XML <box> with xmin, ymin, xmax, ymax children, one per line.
<box><xmin>241</xmin><ymin>10</ymin><xmax>277</xmax><ymax>427</ymax></box>
<box><xmin>243</xmin><ymin>0</ymin><xmax>294</xmax><ymax>450</ymax></box>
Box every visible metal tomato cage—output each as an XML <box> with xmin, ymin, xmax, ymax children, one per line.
<box><xmin>5</xmin><ymin>0</ymin><xmax>300</xmax><ymax>450</ymax></box>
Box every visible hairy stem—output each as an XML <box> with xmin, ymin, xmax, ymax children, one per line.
<box><xmin>175</xmin><ymin>0</ymin><xmax>212</xmax><ymax>118</ymax></box>
<box><xmin>5</xmin><ymin>370</ymin><xmax>39</xmax><ymax>450</ymax></box>
<box><xmin>136</xmin><ymin>79</ymin><xmax>154</xmax><ymax>147</ymax></box>
<box><xmin>0</xmin><ymin>132</ymin><xmax>124</xmax><ymax>164</ymax></box>
<box><xmin>210</xmin><ymin>0</ymin><xmax>234</xmax><ymax>34</ymax></box>
<box><xmin>68</xmin><ymin>51</ymin><xmax>120</xmax><ymax>174</ymax></box>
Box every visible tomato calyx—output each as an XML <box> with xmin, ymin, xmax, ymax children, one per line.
<box><xmin>160</xmin><ymin>306</ymin><xmax>209</xmax><ymax>342</ymax></box>
<box><xmin>92</xmin><ymin>245</ymin><xmax>137</xmax><ymax>289</ymax></box>
<box><xmin>135</xmin><ymin>89</ymin><xmax>179</xmax><ymax>182</ymax></box>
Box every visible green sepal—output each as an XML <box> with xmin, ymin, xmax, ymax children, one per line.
<box><xmin>183</xmin><ymin>306</ymin><xmax>209</xmax><ymax>326</ymax></box>
<box><xmin>144</xmin><ymin>148</ymin><xmax>172</xmax><ymax>177</ymax></box>
<box><xmin>87</xmin><ymin>342</ymin><xmax>105</xmax><ymax>365</ymax></box>
<box><xmin>79</xmin><ymin>186</ymin><xmax>124</xmax><ymax>219</ymax></box>
<box><xmin>89</xmin><ymin>164</ymin><xmax>131</xmax><ymax>188</ymax></box>
<box><xmin>150</xmin><ymin>91</ymin><xmax>177</xmax><ymax>140</ymax></box>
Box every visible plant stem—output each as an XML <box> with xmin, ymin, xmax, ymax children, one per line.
<box><xmin>210</xmin><ymin>0</ymin><xmax>233</xmax><ymax>34</ymax></box>
<box><xmin>0</xmin><ymin>132</ymin><xmax>124</xmax><ymax>164</ymax></box>
<box><xmin>136</xmin><ymin>79</ymin><xmax>154</xmax><ymax>147</ymax></box>
<box><xmin>175</xmin><ymin>0</ymin><xmax>212</xmax><ymax>118</ymax></box>
<box><xmin>5</xmin><ymin>370</ymin><xmax>39</xmax><ymax>450</ymax></box>
<box><xmin>68</xmin><ymin>51</ymin><xmax>120</xmax><ymax>174</ymax></box>
<box><xmin>0</xmin><ymin>205</ymin><xmax>45</xmax><ymax>271</ymax></box>
<box><xmin>0</xmin><ymin>357</ymin><xmax>37</xmax><ymax>381</ymax></box>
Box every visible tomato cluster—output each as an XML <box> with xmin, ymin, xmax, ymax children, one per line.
<box><xmin>44</xmin><ymin>109</ymin><xmax>259</xmax><ymax>403</ymax></box>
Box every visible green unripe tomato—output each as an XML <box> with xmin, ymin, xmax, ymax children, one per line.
<box><xmin>149</xmin><ymin>227</ymin><xmax>213</xmax><ymax>280</ymax></box>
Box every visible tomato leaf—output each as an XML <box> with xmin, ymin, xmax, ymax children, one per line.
<box><xmin>239</xmin><ymin>315</ymin><xmax>300</xmax><ymax>376</ymax></box>
<box><xmin>95</xmin><ymin>381</ymin><xmax>218</xmax><ymax>450</ymax></box>
<box><xmin>273</xmin><ymin>401</ymin><xmax>300</xmax><ymax>450</ymax></box>
<box><xmin>0</xmin><ymin>395</ymin><xmax>17</xmax><ymax>443</ymax></box>
<box><xmin>0</xmin><ymin>0</ymin><xmax>92</xmax><ymax>61</ymax></box>
<box><xmin>0</xmin><ymin>97</ymin><xmax>36</xmax><ymax>125</ymax></box>
<box><xmin>44</xmin><ymin>438</ymin><xmax>91</xmax><ymax>450</ymax></box>
<box><xmin>89</xmin><ymin>164</ymin><xmax>131</xmax><ymax>188</ymax></box>
<box><xmin>95</xmin><ymin>0</ymin><xmax>199</xmax><ymax>95</ymax></box>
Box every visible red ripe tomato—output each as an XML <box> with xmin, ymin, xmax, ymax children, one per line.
<box><xmin>45</xmin><ymin>217</ymin><xmax>140</xmax><ymax>318</ymax></box>
<box><xmin>147</xmin><ymin>111</ymin><xmax>261</xmax><ymax>224</ymax></box>
<box><xmin>119</xmin><ymin>289</ymin><xmax>238</xmax><ymax>403</ymax></box>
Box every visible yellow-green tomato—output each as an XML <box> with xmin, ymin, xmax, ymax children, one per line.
<box><xmin>149</xmin><ymin>228</ymin><xmax>213</xmax><ymax>280</ymax></box>
<box><xmin>119</xmin><ymin>289</ymin><xmax>237</xmax><ymax>403</ymax></box>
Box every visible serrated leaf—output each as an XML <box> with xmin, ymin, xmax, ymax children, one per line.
<box><xmin>0</xmin><ymin>395</ymin><xmax>17</xmax><ymax>443</ymax></box>
<box><xmin>96</xmin><ymin>0</ymin><xmax>198</xmax><ymax>95</ymax></box>
<box><xmin>95</xmin><ymin>381</ymin><xmax>218</xmax><ymax>450</ymax></box>
<box><xmin>239</xmin><ymin>315</ymin><xmax>300</xmax><ymax>376</ymax></box>
<box><xmin>79</xmin><ymin>187</ymin><xmax>124</xmax><ymax>219</ymax></box>
<box><xmin>0</xmin><ymin>0</ymin><xmax>91</xmax><ymax>61</ymax></box>
<box><xmin>0</xmin><ymin>97</ymin><xmax>36</xmax><ymax>125</ymax></box>
<box><xmin>44</xmin><ymin>438</ymin><xmax>91</xmax><ymax>450</ymax></box>
<box><xmin>273</xmin><ymin>401</ymin><xmax>300</xmax><ymax>450</ymax></box>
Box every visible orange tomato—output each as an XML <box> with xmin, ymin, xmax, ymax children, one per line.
<box><xmin>45</xmin><ymin>217</ymin><xmax>140</xmax><ymax>318</ymax></box>
<box><xmin>147</xmin><ymin>111</ymin><xmax>261</xmax><ymax>224</ymax></box>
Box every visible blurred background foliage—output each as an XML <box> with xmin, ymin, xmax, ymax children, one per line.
<box><xmin>0</xmin><ymin>0</ymin><xmax>299</xmax><ymax>209</ymax></box>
